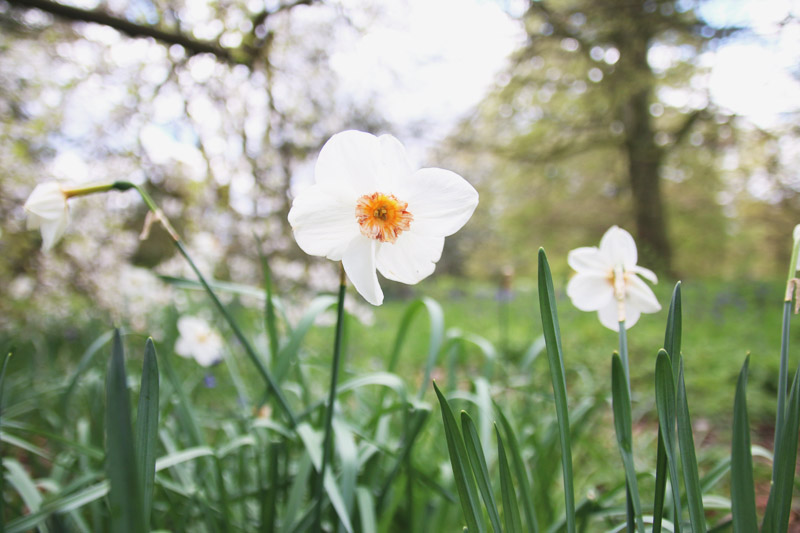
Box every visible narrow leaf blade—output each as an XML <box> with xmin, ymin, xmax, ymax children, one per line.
<box><xmin>135</xmin><ymin>338</ymin><xmax>159</xmax><ymax>529</ymax></box>
<box><xmin>730</xmin><ymin>356</ymin><xmax>757</xmax><ymax>533</ymax></box>
<box><xmin>676</xmin><ymin>359</ymin><xmax>706</xmax><ymax>533</ymax></box>
<box><xmin>461</xmin><ymin>411</ymin><xmax>502</xmax><ymax>532</ymax></box>
<box><xmin>105</xmin><ymin>330</ymin><xmax>144</xmax><ymax>533</ymax></box>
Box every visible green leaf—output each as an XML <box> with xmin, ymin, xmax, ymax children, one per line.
<box><xmin>0</xmin><ymin>347</ymin><xmax>12</xmax><ymax>533</ymax></box>
<box><xmin>676</xmin><ymin>360</ymin><xmax>706</xmax><ymax>533</ymax></box>
<box><xmin>257</xmin><ymin>244</ymin><xmax>281</xmax><ymax>363</ymax></box>
<box><xmin>495</xmin><ymin>404</ymin><xmax>538</xmax><ymax>533</ymax></box>
<box><xmin>537</xmin><ymin>248</ymin><xmax>575</xmax><ymax>533</ymax></box>
<box><xmin>461</xmin><ymin>411</ymin><xmax>502</xmax><ymax>532</ymax></box>
<box><xmin>105</xmin><ymin>330</ymin><xmax>145</xmax><ymax>533</ymax></box>
<box><xmin>356</xmin><ymin>486</ymin><xmax>377</xmax><ymax>533</ymax></box>
<box><xmin>433</xmin><ymin>382</ymin><xmax>485</xmax><ymax>533</ymax></box>
<box><xmin>654</xmin><ymin>283</ymin><xmax>682</xmax><ymax>533</ymax></box>
<box><xmin>62</xmin><ymin>330</ymin><xmax>115</xmax><ymax>412</ymax></box>
<box><xmin>496</xmin><ymin>425</ymin><xmax>523</xmax><ymax>533</ymax></box>
<box><xmin>611</xmin><ymin>353</ymin><xmax>645</xmax><ymax>533</ymax></box>
<box><xmin>135</xmin><ymin>338</ymin><xmax>159</xmax><ymax>529</ymax></box>
<box><xmin>768</xmin><ymin>363</ymin><xmax>800</xmax><ymax>533</ymax></box>
<box><xmin>730</xmin><ymin>356</ymin><xmax>757</xmax><ymax>533</ymax></box>
<box><xmin>654</xmin><ymin>350</ymin><xmax>682</xmax><ymax>532</ymax></box>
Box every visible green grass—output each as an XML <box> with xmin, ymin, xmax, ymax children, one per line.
<box><xmin>0</xmin><ymin>274</ymin><xmax>794</xmax><ymax>530</ymax></box>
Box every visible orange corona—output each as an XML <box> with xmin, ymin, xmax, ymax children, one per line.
<box><xmin>355</xmin><ymin>192</ymin><xmax>413</xmax><ymax>243</ymax></box>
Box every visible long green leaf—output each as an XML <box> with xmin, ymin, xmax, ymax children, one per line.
<box><xmin>135</xmin><ymin>338</ymin><xmax>159</xmax><ymax>529</ymax></box>
<box><xmin>434</xmin><ymin>382</ymin><xmax>485</xmax><ymax>533</ymax></box>
<box><xmin>730</xmin><ymin>356</ymin><xmax>757</xmax><ymax>532</ymax></box>
<box><xmin>654</xmin><ymin>283</ymin><xmax>682</xmax><ymax>533</ymax></box>
<box><xmin>105</xmin><ymin>330</ymin><xmax>145</xmax><ymax>533</ymax></box>
<box><xmin>769</xmin><ymin>363</ymin><xmax>800</xmax><ymax>533</ymax></box>
<box><xmin>274</xmin><ymin>295</ymin><xmax>337</xmax><ymax>385</ymax></box>
<box><xmin>654</xmin><ymin>350</ymin><xmax>682</xmax><ymax>532</ymax></box>
<box><xmin>496</xmin><ymin>425</ymin><xmax>523</xmax><ymax>533</ymax></box>
<box><xmin>461</xmin><ymin>411</ymin><xmax>502</xmax><ymax>532</ymax></box>
<box><xmin>611</xmin><ymin>354</ymin><xmax>645</xmax><ymax>532</ymax></box>
<box><xmin>537</xmin><ymin>248</ymin><xmax>575</xmax><ymax>533</ymax></box>
<box><xmin>0</xmin><ymin>348</ymin><xmax>12</xmax><ymax>533</ymax></box>
<box><xmin>495</xmin><ymin>404</ymin><xmax>538</xmax><ymax>533</ymax></box>
<box><xmin>763</xmin><ymin>299</ymin><xmax>793</xmax><ymax>532</ymax></box>
<box><xmin>676</xmin><ymin>360</ymin><xmax>706</xmax><ymax>532</ymax></box>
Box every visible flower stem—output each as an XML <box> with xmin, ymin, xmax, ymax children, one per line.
<box><xmin>617</xmin><ymin>322</ymin><xmax>636</xmax><ymax>532</ymax></box>
<box><xmin>115</xmin><ymin>181</ymin><xmax>297</xmax><ymax>427</ymax></box>
<box><xmin>313</xmin><ymin>264</ymin><xmax>347</xmax><ymax>531</ymax></box>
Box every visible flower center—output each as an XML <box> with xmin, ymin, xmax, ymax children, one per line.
<box><xmin>355</xmin><ymin>192</ymin><xmax>413</xmax><ymax>243</ymax></box>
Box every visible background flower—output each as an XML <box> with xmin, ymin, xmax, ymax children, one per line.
<box><xmin>23</xmin><ymin>182</ymin><xmax>70</xmax><ymax>251</ymax></box>
<box><xmin>288</xmin><ymin>130</ymin><xmax>479</xmax><ymax>305</ymax></box>
<box><xmin>174</xmin><ymin>315</ymin><xmax>224</xmax><ymax>367</ymax></box>
<box><xmin>566</xmin><ymin>225</ymin><xmax>661</xmax><ymax>331</ymax></box>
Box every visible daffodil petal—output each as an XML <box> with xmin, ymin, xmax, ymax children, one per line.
<box><xmin>24</xmin><ymin>182</ymin><xmax>66</xmax><ymax>219</ymax></box>
<box><xmin>627</xmin><ymin>275</ymin><xmax>661</xmax><ymax>313</ymax></box>
<box><xmin>623</xmin><ymin>306</ymin><xmax>642</xmax><ymax>330</ymax></box>
<box><xmin>315</xmin><ymin>130</ymin><xmax>382</xmax><ymax>193</ymax></box>
<box><xmin>597</xmin><ymin>301</ymin><xmax>622</xmax><ymax>331</ymax></box>
<box><xmin>376</xmin><ymin>230</ymin><xmax>444</xmax><ymax>284</ymax></box>
<box><xmin>288</xmin><ymin>184</ymin><xmax>359</xmax><ymax>260</ymax></box>
<box><xmin>566</xmin><ymin>273</ymin><xmax>614</xmax><ymax>311</ymax></box>
<box><xmin>343</xmin><ymin>237</ymin><xmax>383</xmax><ymax>306</ymax></box>
<box><xmin>39</xmin><ymin>212</ymin><xmax>69</xmax><ymax>252</ymax></box>
<box><xmin>631</xmin><ymin>265</ymin><xmax>658</xmax><ymax>284</ymax></box>
<box><xmin>567</xmin><ymin>246</ymin><xmax>607</xmax><ymax>274</ymax></box>
<box><xmin>402</xmin><ymin>168</ymin><xmax>478</xmax><ymax>237</ymax></box>
<box><xmin>599</xmin><ymin>225</ymin><xmax>637</xmax><ymax>268</ymax></box>
<box><xmin>378</xmin><ymin>134</ymin><xmax>414</xmax><ymax>191</ymax></box>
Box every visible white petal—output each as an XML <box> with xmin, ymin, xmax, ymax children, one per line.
<box><xmin>24</xmin><ymin>182</ymin><xmax>67</xmax><ymax>219</ymax></box>
<box><xmin>39</xmin><ymin>213</ymin><xmax>69</xmax><ymax>252</ymax></box>
<box><xmin>623</xmin><ymin>306</ymin><xmax>642</xmax><ymax>330</ymax></box>
<box><xmin>402</xmin><ymin>168</ymin><xmax>478</xmax><ymax>237</ymax></box>
<box><xmin>597</xmin><ymin>301</ymin><xmax>622</xmax><ymax>331</ymax></box>
<box><xmin>174</xmin><ymin>336</ymin><xmax>194</xmax><ymax>359</ymax></box>
<box><xmin>566</xmin><ymin>273</ymin><xmax>614</xmax><ymax>312</ymax></box>
<box><xmin>288</xmin><ymin>184</ymin><xmax>360</xmax><ymax>260</ymax></box>
<box><xmin>378</xmin><ymin>134</ymin><xmax>414</xmax><ymax>190</ymax></box>
<box><xmin>626</xmin><ymin>276</ymin><xmax>661</xmax><ymax>313</ymax></box>
<box><xmin>567</xmin><ymin>246</ymin><xmax>608</xmax><ymax>274</ymax></box>
<box><xmin>342</xmin><ymin>237</ymin><xmax>383</xmax><ymax>306</ymax></box>
<box><xmin>314</xmin><ymin>130</ymin><xmax>382</xmax><ymax>193</ymax></box>
<box><xmin>599</xmin><ymin>226</ymin><xmax>637</xmax><ymax>268</ymax></box>
<box><xmin>376</xmin><ymin>230</ymin><xmax>444</xmax><ymax>284</ymax></box>
<box><xmin>631</xmin><ymin>265</ymin><xmax>658</xmax><ymax>284</ymax></box>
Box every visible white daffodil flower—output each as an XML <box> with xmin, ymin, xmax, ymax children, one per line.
<box><xmin>23</xmin><ymin>181</ymin><xmax>70</xmax><ymax>251</ymax></box>
<box><xmin>174</xmin><ymin>316</ymin><xmax>224</xmax><ymax>367</ymax></box>
<box><xmin>566</xmin><ymin>225</ymin><xmax>661</xmax><ymax>331</ymax></box>
<box><xmin>288</xmin><ymin>130</ymin><xmax>479</xmax><ymax>305</ymax></box>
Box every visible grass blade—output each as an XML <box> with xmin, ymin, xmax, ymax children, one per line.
<box><xmin>461</xmin><ymin>411</ymin><xmax>502</xmax><ymax>532</ymax></box>
<box><xmin>135</xmin><ymin>338</ymin><xmax>159</xmax><ymax>529</ymax></box>
<box><xmin>611</xmin><ymin>353</ymin><xmax>645</xmax><ymax>533</ymax></box>
<box><xmin>676</xmin><ymin>359</ymin><xmax>706</xmax><ymax>533</ymax></box>
<box><xmin>434</xmin><ymin>381</ymin><xmax>485</xmax><ymax>533</ymax></box>
<box><xmin>730</xmin><ymin>356</ymin><xmax>757</xmax><ymax>533</ymax></box>
<box><xmin>0</xmin><ymin>347</ymin><xmax>12</xmax><ymax>533</ymax></box>
<box><xmin>654</xmin><ymin>282</ymin><xmax>682</xmax><ymax>533</ymax></box>
<box><xmin>654</xmin><ymin>350</ymin><xmax>682</xmax><ymax>532</ymax></box>
<box><xmin>768</xmin><ymin>363</ymin><xmax>800</xmax><ymax>532</ymax></box>
<box><xmin>495</xmin><ymin>404</ymin><xmax>538</xmax><ymax>533</ymax></box>
<box><xmin>105</xmin><ymin>330</ymin><xmax>145</xmax><ymax>533</ymax></box>
<box><xmin>537</xmin><ymin>248</ymin><xmax>575</xmax><ymax>533</ymax></box>
<box><xmin>496</xmin><ymin>425</ymin><xmax>523</xmax><ymax>533</ymax></box>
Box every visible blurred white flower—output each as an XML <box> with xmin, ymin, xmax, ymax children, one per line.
<box><xmin>174</xmin><ymin>316</ymin><xmax>223</xmax><ymax>367</ymax></box>
<box><xmin>288</xmin><ymin>130</ymin><xmax>478</xmax><ymax>305</ymax></box>
<box><xmin>566</xmin><ymin>225</ymin><xmax>661</xmax><ymax>331</ymax></box>
<box><xmin>23</xmin><ymin>181</ymin><xmax>70</xmax><ymax>251</ymax></box>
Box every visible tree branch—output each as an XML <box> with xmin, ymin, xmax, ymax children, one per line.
<box><xmin>7</xmin><ymin>0</ymin><xmax>244</xmax><ymax>64</ymax></box>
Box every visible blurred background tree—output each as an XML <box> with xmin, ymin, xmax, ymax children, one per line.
<box><xmin>439</xmin><ymin>0</ymin><xmax>799</xmax><ymax>280</ymax></box>
<box><xmin>0</xmin><ymin>0</ymin><xmax>798</xmax><ymax>333</ymax></box>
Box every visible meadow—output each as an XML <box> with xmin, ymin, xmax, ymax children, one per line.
<box><xmin>2</xmin><ymin>262</ymin><xmax>796</xmax><ymax>531</ymax></box>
